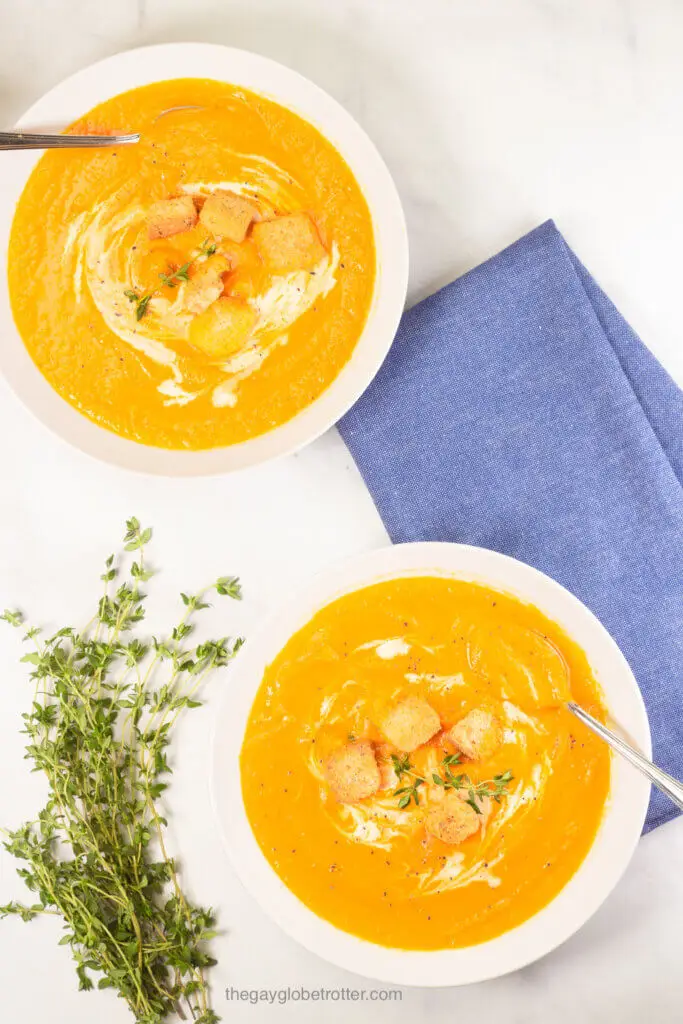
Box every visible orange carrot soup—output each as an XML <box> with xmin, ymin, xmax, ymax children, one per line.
<box><xmin>8</xmin><ymin>79</ymin><xmax>376</xmax><ymax>449</ymax></box>
<box><xmin>241</xmin><ymin>577</ymin><xmax>611</xmax><ymax>950</ymax></box>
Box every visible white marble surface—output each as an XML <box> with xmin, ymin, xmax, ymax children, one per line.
<box><xmin>0</xmin><ymin>1</ymin><xmax>682</xmax><ymax>1022</ymax></box>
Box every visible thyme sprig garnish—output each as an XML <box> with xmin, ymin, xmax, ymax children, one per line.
<box><xmin>124</xmin><ymin>238</ymin><xmax>219</xmax><ymax>322</ymax></box>
<box><xmin>432</xmin><ymin>753</ymin><xmax>513</xmax><ymax>815</ymax></box>
<box><xmin>430</xmin><ymin>751</ymin><xmax>465</xmax><ymax>791</ymax></box>
<box><xmin>389</xmin><ymin>748</ymin><xmax>514</xmax><ymax>814</ymax></box>
<box><xmin>390</xmin><ymin>753</ymin><xmax>425</xmax><ymax>808</ymax></box>
<box><xmin>0</xmin><ymin>519</ymin><xmax>243</xmax><ymax>1024</ymax></box>
<box><xmin>390</xmin><ymin>752</ymin><xmax>412</xmax><ymax>781</ymax></box>
<box><xmin>124</xmin><ymin>289</ymin><xmax>153</xmax><ymax>321</ymax></box>
<box><xmin>159</xmin><ymin>262</ymin><xmax>191</xmax><ymax>289</ymax></box>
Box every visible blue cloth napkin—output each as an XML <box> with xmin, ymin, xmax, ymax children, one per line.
<box><xmin>339</xmin><ymin>219</ymin><xmax>683</xmax><ymax>832</ymax></box>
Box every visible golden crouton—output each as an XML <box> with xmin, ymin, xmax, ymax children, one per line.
<box><xmin>379</xmin><ymin>696</ymin><xmax>440</xmax><ymax>752</ymax></box>
<box><xmin>373</xmin><ymin>744</ymin><xmax>397</xmax><ymax>790</ymax></box>
<box><xmin>184</xmin><ymin>256</ymin><xmax>231</xmax><ymax>315</ymax></box>
<box><xmin>188</xmin><ymin>297</ymin><xmax>257</xmax><ymax>361</ymax></box>
<box><xmin>425</xmin><ymin>790</ymin><xmax>481</xmax><ymax>845</ymax></box>
<box><xmin>322</xmin><ymin>741</ymin><xmax>380</xmax><ymax>804</ymax></box>
<box><xmin>449</xmin><ymin>707</ymin><xmax>502</xmax><ymax>761</ymax></box>
<box><xmin>147</xmin><ymin>196</ymin><xmax>198</xmax><ymax>240</ymax></box>
<box><xmin>199</xmin><ymin>192</ymin><xmax>260</xmax><ymax>243</ymax></box>
<box><xmin>252</xmin><ymin>212</ymin><xmax>326</xmax><ymax>273</ymax></box>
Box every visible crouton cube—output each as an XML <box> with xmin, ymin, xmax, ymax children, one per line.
<box><xmin>184</xmin><ymin>255</ymin><xmax>231</xmax><ymax>315</ymax></box>
<box><xmin>147</xmin><ymin>196</ymin><xmax>198</xmax><ymax>240</ymax></box>
<box><xmin>449</xmin><ymin>708</ymin><xmax>502</xmax><ymax>761</ymax></box>
<box><xmin>252</xmin><ymin>212</ymin><xmax>326</xmax><ymax>273</ymax></box>
<box><xmin>377</xmin><ymin>749</ymin><xmax>398</xmax><ymax>790</ymax></box>
<box><xmin>378</xmin><ymin>762</ymin><xmax>396</xmax><ymax>791</ymax></box>
<box><xmin>425</xmin><ymin>790</ymin><xmax>481</xmax><ymax>845</ymax></box>
<box><xmin>199</xmin><ymin>191</ymin><xmax>259</xmax><ymax>243</ymax></box>
<box><xmin>188</xmin><ymin>297</ymin><xmax>257</xmax><ymax>361</ymax></box>
<box><xmin>322</xmin><ymin>741</ymin><xmax>380</xmax><ymax>804</ymax></box>
<box><xmin>379</xmin><ymin>696</ymin><xmax>440</xmax><ymax>752</ymax></box>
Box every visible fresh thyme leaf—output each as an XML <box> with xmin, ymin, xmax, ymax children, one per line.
<box><xmin>199</xmin><ymin>238</ymin><xmax>217</xmax><ymax>257</ymax></box>
<box><xmin>159</xmin><ymin>262</ymin><xmax>192</xmax><ymax>289</ymax></box>
<box><xmin>442</xmin><ymin>752</ymin><xmax>462</xmax><ymax>767</ymax></box>
<box><xmin>101</xmin><ymin>553</ymin><xmax>118</xmax><ymax>583</ymax></box>
<box><xmin>215</xmin><ymin>576</ymin><xmax>242</xmax><ymax>600</ymax></box>
<box><xmin>465</xmin><ymin>794</ymin><xmax>482</xmax><ymax>815</ymax></box>
<box><xmin>394</xmin><ymin>776</ymin><xmax>424</xmax><ymax>807</ymax></box>
<box><xmin>490</xmin><ymin>770</ymin><xmax>514</xmax><ymax>802</ymax></box>
<box><xmin>123</xmin><ymin>291</ymin><xmax>152</xmax><ymax>321</ymax></box>
<box><xmin>391</xmin><ymin>754</ymin><xmax>425</xmax><ymax>807</ymax></box>
<box><xmin>131</xmin><ymin>559</ymin><xmax>154</xmax><ymax>582</ymax></box>
<box><xmin>390</xmin><ymin>752</ymin><xmax>412</xmax><ymax>781</ymax></box>
<box><xmin>1</xmin><ymin>608</ymin><xmax>23</xmax><ymax>627</ymax></box>
<box><xmin>124</xmin><ymin>515</ymin><xmax>141</xmax><ymax>537</ymax></box>
<box><xmin>462</xmin><ymin>785</ymin><xmax>480</xmax><ymax>814</ymax></box>
<box><xmin>1</xmin><ymin>520</ymin><xmax>243</xmax><ymax>1023</ymax></box>
<box><xmin>124</xmin><ymin>519</ymin><xmax>152</xmax><ymax>551</ymax></box>
<box><xmin>180</xmin><ymin>591</ymin><xmax>210</xmax><ymax>611</ymax></box>
<box><xmin>134</xmin><ymin>294</ymin><xmax>152</xmax><ymax>321</ymax></box>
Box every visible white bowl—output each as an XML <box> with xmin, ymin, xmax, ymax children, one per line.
<box><xmin>211</xmin><ymin>542</ymin><xmax>651</xmax><ymax>986</ymax></box>
<box><xmin>0</xmin><ymin>43</ymin><xmax>408</xmax><ymax>475</ymax></box>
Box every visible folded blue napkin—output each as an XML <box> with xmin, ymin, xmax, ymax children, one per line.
<box><xmin>339</xmin><ymin>219</ymin><xmax>683</xmax><ymax>832</ymax></box>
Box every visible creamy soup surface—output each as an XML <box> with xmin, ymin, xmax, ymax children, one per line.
<box><xmin>241</xmin><ymin>576</ymin><xmax>611</xmax><ymax>950</ymax></box>
<box><xmin>8</xmin><ymin>79</ymin><xmax>375</xmax><ymax>449</ymax></box>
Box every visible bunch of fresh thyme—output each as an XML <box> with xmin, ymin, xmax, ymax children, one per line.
<box><xmin>391</xmin><ymin>751</ymin><xmax>513</xmax><ymax>813</ymax></box>
<box><xmin>0</xmin><ymin>519</ymin><xmax>242</xmax><ymax>1024</ymax></box>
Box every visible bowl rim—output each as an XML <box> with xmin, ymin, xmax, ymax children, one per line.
<box><xmin>0</xmin><ymin>42</ymin><xmax>408</xmax><ymax>476</ymax></box>
<box><xmin>210</xmin><ymin>541</ymin><xmax>652</xmax><ymax>987</ymax></box>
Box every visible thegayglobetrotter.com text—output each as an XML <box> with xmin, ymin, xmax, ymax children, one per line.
<box><xmin>226</xmin><ymin>986</ymin><xmax>403</xmax><ymax>1006</ymax></box>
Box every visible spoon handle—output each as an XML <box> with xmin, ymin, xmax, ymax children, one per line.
<box><xmin>0</xmin><ymin>131</ymin><xmax>140</xmax><ymax>150</ymax></box>
<box><xmin>568</xmin><ymin>702</ymin><xmax>683</xmax><ymax>812</ymax></box>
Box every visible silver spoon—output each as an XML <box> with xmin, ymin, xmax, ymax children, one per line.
<box><xmin>568</xmin><ymin>701</ymin><xmax>683</xmax><ymax>811</ymax></box>
<box><xmin>0</xmin><ymin>131</ymin><xmax>140</xmax><ymax>151</ymax></box>
<box><xmin>0</xmin><ymin>105</ymin><xmax>205</xmax><ymax>151</ymax></box>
